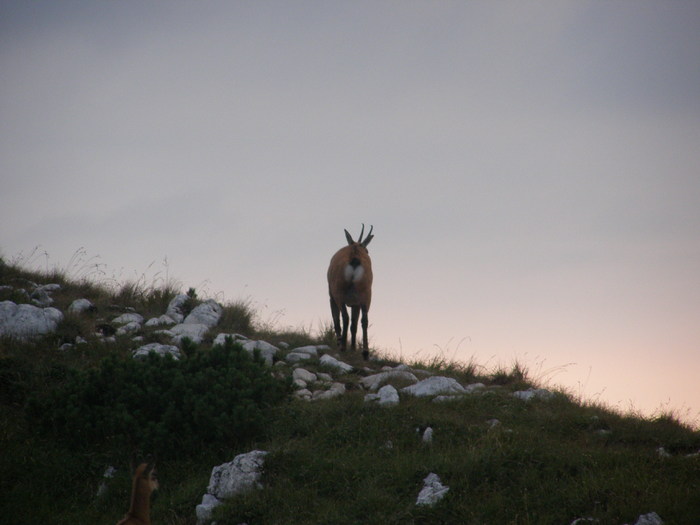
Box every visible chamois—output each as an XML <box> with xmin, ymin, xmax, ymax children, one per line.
<box><xmin>327</xmin><ymin>224</ymin><xmax>374</xmax><ymax>360</ymax></box>
<box><xmin>116</xmin><ymin>457</ymin><xmax>158</xmax><ymax>525</ymax></box>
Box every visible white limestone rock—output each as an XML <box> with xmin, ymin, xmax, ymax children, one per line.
<box><xmin>293</xmin><ymin>368</ymin><xmax>318</xmax><ymax>384</ymax></box>
<box><xmin>171</xmin><ymin>323</ymin><xmax>209</xmax><ymax>344</ymax></box>
<box><xmin>212</xmin><ymin>333</ymin><xmax>248</xmax><ymax>346</ymax></box>
<box><xmin>365</xmin><ymin>384</ymin><xmax>400</xmax><ymax>407</ymax></box>
<box><xmin>290</xmin><ymin>345</ymin><xmax>319</xmax><ymax>357</ymax></box>
<box><xmin>0</xmin><ymin>301</ymin><xmax>63</xmax><ymax>339</ymax></box>
<box><xmin>629</xmin><ymin>513</ymin><xmax>664</xmax><ymax>525</ymax></box>
<box><xmin>196</xmin><ymin>450</ymin><xmax>269</xmax><ymax>522</ymax></box>
<box><xmin>294</xmin><ymin>388</ymin><xmax>312</xmax><ymax>400</ymax></box>
<box><xmin>319</xmin><ymin>354</ymin><xmax>353</xmax><ymax>374</ymax></box>
<box><xmin>184</xmin><ymin>299</ymin><xmax>223</xmax><ymax>327</ymax></box>
<box><xmin>145</xmin><ymin>314</ymin><xmax>176</xmax><ymax>327</ymax></box>
<box><xmin>166</xmin><ymin>294</ymin><xmax>189</xmax><ymax>324</ymax></box>
<box><xmin>416</xmin><ymin>473</ymin><xmax>449</xmax><ymax>506</ymax></box>
<box><xmin>312</xmin><ymin>382</ymin><xmax>346</xmax><ymax>400</ymax></box>
<box><xmin>116</xmin><ymin>321</ymin><xmax>141</xmax><ymax>336</ymax></box>
<box><xmin>112</xmin><ymin>313</ymin><xmax>144</xmax><ymax>325</ymax></box>
<box><xmin>401</xmin><ymin>376</ymin><xmax>466</xmax><ymax>398</ymax></box>
<box><xmin>31</xmin><ymin>284</ymin><xmax>59</xmax><ymax>307</ymax></box>
<box><xmin>207</xmin><ymin>450</ymin><xmax>268</xmax><ymax>500</ymax></box>
<box><xmin>512</xmin><ymin>388</ymin><xmax>554</xmax><ymax>402</ymax></box>
<box><xmin>68</xmin><ymin>298</ymin><xmax>95</xmax><ymax>313</ymax></box>
<box><xmin>242</xmin><ymin>340</ymin><xmax>279</xmax><ymax>365</ymax></box>
<box><xmin>360</xmin><ymin>370</ymin><xmax>418</xmax><ymax>391</ymax></box>
<box><xmin>286</xmin><ymin>352</ymin><xmax>314</xmax><ymax>363</ymax></box>
<box><xmin>133</xmin><ymin>343</ymin><xmax>182</xmax><ymax>360</ymax></box>
<box><xmin>196</xmin><ymin>493</ymin><xmax>223</xmax><ymax>525</ymax></box>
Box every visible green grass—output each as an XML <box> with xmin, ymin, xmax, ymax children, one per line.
<box><xmin>1</xmin><ymin>254</ymin><xmax>699</xmax><ymax>524</ymax></box>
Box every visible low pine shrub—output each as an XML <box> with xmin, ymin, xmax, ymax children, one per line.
<box><xmin>29</xmin><ymin>338</ymin><xmax>291</xmax><ymax>458</ymax></box>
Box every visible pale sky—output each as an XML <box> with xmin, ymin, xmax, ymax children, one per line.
<box><xmin>2</xmin><ymin>2</ymin><xmax>699</xmax><ymax>424</ymax></box>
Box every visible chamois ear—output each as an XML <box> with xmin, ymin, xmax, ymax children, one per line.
<box><xmin>344</xmin><ymin>229</ymin><xmax>354</xmax><ymax>245</ymax></box>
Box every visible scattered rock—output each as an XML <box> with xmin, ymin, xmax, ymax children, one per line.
<box><xmin>133</xmin><ymin>343</ymin><xmax>182</xmax><ymax>360</ymax></box>
<box><xmin>512</xmin><ymin>388</ymin><xmax>554</xmax><ymax>402</ymax></box>
<box><xmin>365</xmin><ymin>384</ymin><xmax>400</xmax><ymax>406</ymax></box>
<box><xmin>319</xmin><ymin>354</ymin><xmax>353</xmax><ymax>374</ymax></box>
<box><xmin>629</xmin><ymin>512</ymin><xmax>663</xmax><ymax>525</ymax></box>
<box><xmin>196</xmin><ymin>450</ymin><xmax>268</xmax><ymax>525</ymax></box>
<box><xmin>68</xmin><ymin>298</ymin><xmax>95</xmax><ymax>313</ymax></box>
<box><xmin>31</xmin><ymin>284</ymin><xmax>60</xmax><ymax>307</ymax></box>
<box><xmin>171</xmin><ymin>323</ymin><xmax>209</xmax><ymax>344</ymax></box>
<box><xmin>286</xmin><ymin>351</ymin><xmax>314</xmax><ymax>363</ymax></box>
<box><xmin>416</xmin><ymin>473</ymin><xmax>449</xmax><ymax>506</ymax></box>
<box><xmin>184</xmin><ymin>299</ymin><xmax>222</xmax><ymax>327</ymax></box>
<box><xmin>112</xmin><ymin>312</ymin><xmax>144</xmax><ymax>325</ymax></box>
<box><xmin>212</xmin><ymin>333</ymin><xmax>248</xmax><ymax>346</ymax></box>
<box><xmin>166</xmin><ymin>294</ymin><xmax>189</xmax><ymax>323</ymax></box>
<box><xmin>96</xmin><ymin>465</ymin><xmax>117</xmax><ymax>498</ymax></box>
<box><xmin>312</xmin><ymin>382</ymin><xmax>346</xmax><ymax>400</ymax></box>
<box><xmin>116</xmin><ymin>321</ymin><xmax>141</xmax><ymax>336</ymax></box>
<box><xmin>294</xmin><ymin>388</ymin><xmax>312</xmax><ymax>400</ymax></box>
<box><xmin>360</xmin><ymin>370</ymin><xmax>418</xmax><ymax>391</ymax></box>
<box><xmin>401</xmin><ymin>376</ymin><xmax>466</xmax><ymax>397</ymax></box>
<box><xmin>422</xmin><ymin>426</ymin><xmax>434</xmax><ymax>444</ymax></box>
<box><xmin>293</xmin><ymin>368</ymin><xmax>317</xmax><ymax>384</ymax></box>
<box><xmin>241</xmin><ymin>340</ymin><xmax>279</xmax><ymax>365</ymax></box>
<box><xmin>0</xmin><ymin>301</ymin><xmax>63</xmax><ymax>339</ymax></box>
<box><xmin>145</xmin><ymin>314</ymin><xmax>176</xmax><ymax>327</ymax></box>
<box><xmin>290</xmin><ymin>345</ymin><xmax>319</xmax><ymax>357</ymax></box>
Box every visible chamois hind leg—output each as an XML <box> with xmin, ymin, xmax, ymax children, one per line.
<box><xmin>330</xmin><ymin>298</ymin><xmax>341</xmax><ymax>343</ymax></box>
<box><xmin>361</xmin><ymin>305</ymin><xmax>369</xmax><ymax>360</ymax></box>
<box><xmin>350</xmin><ymin>305</ymin><xmax>360</xmax><ymax>352</ymax></box>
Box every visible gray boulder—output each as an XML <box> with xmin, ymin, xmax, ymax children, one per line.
<box><xmin>112</xmin><ymin>312</ymin><xmax>144</xmax><ymax>325</ymax></box>
<box><xmin>319</xmin><ymin>354</ymin><xmax>353</xmax><ymax>374</ymax></box>
<box><xmin>401</xmin><ymin>376</ymin><xmax>466</xmax><ymax>397</ymax></box>
<box><xmin>512</xmin><ymin>388</ymin><xmax>554</xmax><ymax>402</ymax></box>
<box><xmin>416</xmin><ymin>473</ymin><xmax>449</xmax><ymax>506</ymax></box>
<box><xmin>170</xmin><ymin>323</ymin><xmax>209</xmax><ymax>344</ymax></box>
<box><xmin>241</xmin><ymin>340</ymin><xmax>279</xmax><ymax>365</ymax></box>
<box><xmin>0</xmin><ymin>301</ymin><xmax>63</xmax><ymax>339</ymax></box>
<box><xmin>133</xmin><ymin>343</ymin><xmax>182</xmax><ymax>360</ymax></box>
<box><xmin>184</xmin><ymin>299</ymin><xmax>222</xmax><ymax>328</ymax></box>
<box><xmin>365</xmin><ymin>384</ymin><xmax>399</xmax><ymax>406</ymax></box>
<box><xmin>196</xmin><ymin>450</ymin><xmax>268</xmax><ymax>524</ymax></box>
<box><xmin>360</xmin><ymin>370</ymin><xmax>418</xmax><ymax>391</ymax></box>
<box><xmin>68</xmin><ymin>298</ymin><xmax>95</xmax><ymax>313</ymax></box>
<box><xmin>166</xmin><ymin>294</ymin><xmax>189</xmax><ymax>323</ymax></box>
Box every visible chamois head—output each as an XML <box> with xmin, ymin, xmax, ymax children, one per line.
<box><xmin>327</xmin><ymin>224</ymin><xmax>374</xmax><ymax>360</ymax></box>
<box><xmin>116</xmin><ymin>455</ymin><xmax>158</xmax><ymax>525</ymax></box>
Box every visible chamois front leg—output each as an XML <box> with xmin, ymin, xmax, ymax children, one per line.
<box><xmin>350</xmin><ymin>305</ymin><xmax>360</xmax><ymax>351</ymax></box>
<box><xmin>361</xmin><ymin>305</ymin><xmax>369</xmax><ymax>360</ymax></box>
<box><xmin>330</xmin><ymin>298</ymin><xmax>342</xmax><ymax>348</ymax></box>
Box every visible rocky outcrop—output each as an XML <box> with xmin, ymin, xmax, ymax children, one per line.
<box><xmin>0</xmin><ymin>300</ymin><xmax>63</xmax><ymax>339</ymax></box>
<box><xmin>196</xmin><ymin>450</ymin><xmax>268</xmax><ymax>524</ymax></box>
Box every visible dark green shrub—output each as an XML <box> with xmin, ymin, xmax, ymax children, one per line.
<box><xmin>29</xmin><ymin>338</ymin><xmax>291</xmax><ymax>458</ymax></box>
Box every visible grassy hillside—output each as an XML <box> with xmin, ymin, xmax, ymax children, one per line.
<box><xmin>1</xmin><ymin>255</ymin><xmax>699</xmax><ymax>524</ymax></box>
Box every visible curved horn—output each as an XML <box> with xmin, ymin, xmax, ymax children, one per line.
<box><xmin>361</xmin><ymin>225</ymin><xmax>374</xmax><ymax>247</ymax></box>
<box><xmin>344</xmin><ymin>229</ymin><xmax>354</xmax><ymax>245</ymax></box>
<box><xmin>357</xmin><ymin>223</ymin><xmax>365</xmax><ymax>244</ymax></box>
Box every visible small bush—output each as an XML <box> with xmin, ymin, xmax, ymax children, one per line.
<box><xmin>29</xmin><ymin>338</ymin><xmax>292</xmax><ymax>459</ymax></box>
